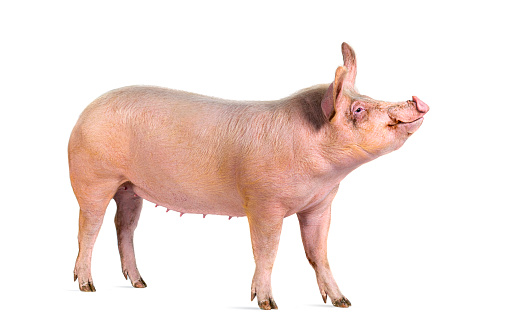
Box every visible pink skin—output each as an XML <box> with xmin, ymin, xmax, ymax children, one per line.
<box><xmin>68</xmin><ymin>42</ymin><xmax>428</xmax><ymax>309</ymax></box>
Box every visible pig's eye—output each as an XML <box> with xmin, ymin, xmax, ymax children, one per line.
<box><xmin>354</xmin><ymin>107</ymin><xmax>365</xmax><ymax>113</ymax></box>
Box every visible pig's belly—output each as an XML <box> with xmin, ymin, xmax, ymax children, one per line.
<box><xmin>129</xmin><ymin>178</ymin><xmax>247</xmax><ymax>218</ymax></box>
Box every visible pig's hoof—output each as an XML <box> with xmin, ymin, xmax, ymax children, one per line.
<box><xmin>132</xmin><ymin>277</ymin><xmax>147</xmax><ymax>288</ymax></box>
<box><xmin>258</xmin><ymin>298</ymin><xmax>278</xmax><ymax>310</ymax></box>
<box><xmin>332</xmin><ymin>297</ymin><xmax>351</xmax><ymax>308</ymax></box>
<box><xmin>79</xmin><ymin>281</ymin><xmax>96</xmax><ymax>292</ymax></box>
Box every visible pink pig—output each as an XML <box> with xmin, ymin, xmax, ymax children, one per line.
<box><xmin>68</xmin><ymin>42</ymin><xmax>429</xmax><ymax>310</ymax></box>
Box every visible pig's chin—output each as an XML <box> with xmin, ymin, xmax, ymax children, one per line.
<box><xmin>390</xmin><ymin>117</ymin><xmax>424</xmax><ymax>135</ymax></box>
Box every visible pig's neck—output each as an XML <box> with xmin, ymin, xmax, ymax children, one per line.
<box><xmin>318</xmin><ymin>131</ymin><xmax>374</xmax><ymax>181</ymax></box>
<box><xmin>285</xmin><ymin>85</ymin><xmax>374</xmax><ymax>181</ymax></box>
<box><xmin>320</xmin><ymin>133</ymin><xmax>374</xmax><ymax>175</ymax></box>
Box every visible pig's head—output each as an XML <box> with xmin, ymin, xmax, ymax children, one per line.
<box><xmin>321</xmin><ymin>42</ymin><xmax>429</xmax><ymax>162</ymax></box>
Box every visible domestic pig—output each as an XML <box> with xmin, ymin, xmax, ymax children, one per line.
<box><xmin>68</xmin><ymin>42</ymin><xmax>429</xmax><ymax>310</ymax></box>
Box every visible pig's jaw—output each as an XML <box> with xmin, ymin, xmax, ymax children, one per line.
<box><xmin>402</xmin><ymin>117</ymin><xmax>424</xmax><ymax>135</ymax></box>
<box><xmin>317</xmin><ymin>125</ymin><xmax>378</xmax><ymax>172</ymax></box>
<box><xmin>321</xmin><ymin>142</ymin><xmax>376</xmax><ymax>175</ymax></box>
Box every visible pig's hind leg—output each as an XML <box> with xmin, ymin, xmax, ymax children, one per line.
<box><xmin>296</xmin><ymin>187</ymin><xmax>352</xmax><ymax>308</ymax></box>
<box><xmin>72</xmin><ymin>178</ymin><xmax>121</xmax><ymax>292</ymax></box>
<box><xmin>113</xmin><ymin>184</ymin><xmax>147</xmax><ymax>288</ymax></box>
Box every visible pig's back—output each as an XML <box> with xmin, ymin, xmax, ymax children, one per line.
<box><xmin>73</xmin><ymin>85</ymin><xmax>253</xmax><ymax>157</ymax></box>
<box><xmin>70</xmin><ymin>85</ymin><xmax>332</xmax><ymax>217</ymax></box>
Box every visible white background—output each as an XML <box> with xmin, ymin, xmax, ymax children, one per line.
<box><xmin>1</xmin><ymin>0</ymin><xmax>516</xmax><ymax>332</ymax></box>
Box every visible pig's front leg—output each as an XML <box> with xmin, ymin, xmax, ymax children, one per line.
<box><xmin>297</xmin><ymin>186</ymin><xmax>351</xmax><ymax>308</ymax></box>
<box><xmin>248</xmin><ymin>206</ymin><xmax>284</xmax><ymax>310</ymax></box>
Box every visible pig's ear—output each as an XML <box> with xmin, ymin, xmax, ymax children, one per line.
<box><xmin>341</xmin><ymin>42</ymin><xmax>357</xmax><ymax>88</ymax></box>
<box><xmin>321</xmin><ymin>66</ymin><xmax>347</xmax><ymax>120</ymax></box>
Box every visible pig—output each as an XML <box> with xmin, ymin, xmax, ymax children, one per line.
<box><xmin>68</xmin><ymin>42</ymin><xmax>429</xmax><ymax>310</ymax></box>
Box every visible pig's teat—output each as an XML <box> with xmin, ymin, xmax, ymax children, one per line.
<box><xmin>412</xmin><ymin>96</ymin><xmax>429</xmax><ymax>113</ymax></box>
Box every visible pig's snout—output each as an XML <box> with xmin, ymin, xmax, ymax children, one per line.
<box><xmin>390</xmin><ymin>96</ymin><xmax>429</xmax><ymax>135</ymax></box>
<box><xmin>412</xmin><ymin>96</ymin><xmax>429</xmax><ymax>113</ymax></box>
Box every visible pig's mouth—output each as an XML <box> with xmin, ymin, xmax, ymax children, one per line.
<box><xmin>388</xmin><ymin>117</ymin><xmax>424</xmax><ymax>134</ymax></box>
<box><xmin>388</xmin><ymin>117</ymin><xmax>423</xmax><ymax>126</ymax></box>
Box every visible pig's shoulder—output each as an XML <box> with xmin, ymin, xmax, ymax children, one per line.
<box><xmin>283</xmin><ymin>84</ymin><xmax>329</xmax><ymax>131</ymax></box>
